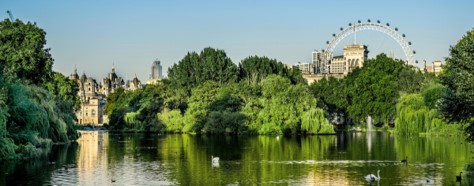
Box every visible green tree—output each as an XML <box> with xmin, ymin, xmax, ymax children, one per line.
<box><xmin>394</xmin><ymin>93</ymin><xmax>452</xmax><ymax>136</ymax></box>
<box><xmin>0</xmin><ymin>19</ymin><xmax>53</xmax><ymax>85</ymax></box>
<box><xmin>182</xmin><ymin>81</ymin><xmax>221</xmax><ymax>132</ymax></box>
<box><xmin>0</xmin><ymin>18</ymin><xmax>78</xmax><ymax>160</ymax></box>
<box><xmin>440</xmin><ymin>29</ymin><xmax>474</xmax><ymax>122</ymax></box>
<box><xmin>158</xmin><ymin>110</ymin><xmax>185</xmax><ymax>133</ymax></box>
<box><xmin>251</xmin><ymin>75</ymin><xmax>322</xmax><ymax>134</ymax></box>
<box><xmin>168</xmin><ymin>47</ymin><xmax>238</xmax><ymax>90</ymax></box>
<box><xmin>45</xmin><ymin>72</ymin><xmax>80</xmax><ymax>110</ymax></box>
<box><xmin>421</xmin><ymin>82</ymin><xmax>445</xmax><ymax>110</ymax></box>
<box><xmin>301</xmin><ymin>108</ymin><xmax>335</xmax><ymax>134</ymax></box>
<box><xmin>345</xmin><ymin>54</ymin><xmax>406</xmax><ymax>124</ymax></box>
<box><xmin>439</xmin><ymin>28</ymin><xmax>474</xmax><ymax>140</ymax></box>
<box><xmin>309</xmin><ymin>77</ymin><xmax>348</xmax><ymax>123</ymax></box>
<box><xmin>238</xmin><ymin>56</ymin><xmax>305</xmax><ymax>85</ymax></box>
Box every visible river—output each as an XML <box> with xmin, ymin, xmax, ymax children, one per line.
<box><xmin>1</xmin><ymin>131</ymin><xmax>473</xmax><ymax>185</ymax></box>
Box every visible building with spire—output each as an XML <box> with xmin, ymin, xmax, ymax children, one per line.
<box><xmin>69</xmin><ymin>64</ymin><xmax>145</xmax><ymax>125</ymax></box>
<box><xmin>125</xmin><ymin>74</ymin><xmax>143</xmax><ymax>91</ymax></box>
<box><xmin>69</xmin><ymin>67</ymin><xmax>104</xmax><ymax>125</ymax></box>
<box><xmin>99</xmin><ymin>64</ymin><xmax>125</xmax><ymax>97</ymax></box>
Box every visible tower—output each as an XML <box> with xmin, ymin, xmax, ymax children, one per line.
<box><xmin>150</xmin><ymin>60</ymin><xmax>162</xmax><ymax>80</ymax></box>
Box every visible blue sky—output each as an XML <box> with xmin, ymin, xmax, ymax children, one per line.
<box><xmin>1</xmin><ymin>0</ymin><xmax>473</xmax><ymax>82</ymax></box>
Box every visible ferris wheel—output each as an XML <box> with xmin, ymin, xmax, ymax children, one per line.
<box><xmin>320</xmin><ymin>19</ymin><xmax>416</xmax><ymax>73</ymax></box>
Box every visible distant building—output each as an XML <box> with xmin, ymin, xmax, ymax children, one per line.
<box><xmin>125</xmin><ymin>75</ymin><xmax>143</xmax><ymax>91</ymax></box>
<box><xmin>147</xmin><ymin>60</ymin><xmax>162</xmax><ymax>84</ymax></box>
<box><xmin>303</xmin><ymin>44</ymin><xmax>368</xmax><ymax>84</ymax></box>
<box><xmin>312</xmin><ymin>50</ymin><xmax>324</xmax><ymax>73</ymax></box>
<box><xmin>424</xmin><ymin>60</ymin><xmax>443</xmax><ymax>76</ymax></box>
<box><xmin>328</xmin><ymin>44</ymin><xmax>368</xmax><ymax>75</ymax></box>
<box><xmin>69</xmin><ymin>64</ymin><xmax>142</xmax><ymax>125</ymax></box>
<box><xmin>294</xmin><ymin>62</ymin><xmax>314</xmax><ymax>74</ymax></box>
<box><xmin>311</xmin><ymin>45</ymin><xmax>369</xmax><ymax>75</ymax></box>
<box><xmin>99</xmin><ymin>64</ymin><xmax>125</xmax><ymax>97</ymax></box>
<box><xmin>69</xmin><ymin>69</ymin><xmax>104</xmax><ymax>125</ymax></box>
<box><xmin>329</xmin><ymin>55</ymin><xmax>345</xmax><ymax>74</ymax></box>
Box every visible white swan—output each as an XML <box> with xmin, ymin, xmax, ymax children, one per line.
<box><xmin>211</xmin><ymin>155</ymin><xmax>219</xmax><ymax>167</ymax></box>
<box><xmin>364</xmin><ymin>170</ymin><xmax>380</xmax><ymax>183</ymax></box>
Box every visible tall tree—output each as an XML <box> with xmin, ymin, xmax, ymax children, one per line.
<box><xmin>440</xmin><ymin>29</ymin><xmax>474</xmax><ymax>122</ymax></box>
<box><xmin>168</xmin><ymin>47</ymin><xmax>238</xmax><ymax>90</ymax></box>
<box><xmin>439</xmin><ymin>29</ymin><xmax>474</xmax><ymax>140</ymax></box>
<box><xmin>239</xmin><ymin>56</ymin><xmax>305</xmax><ymax>85</ymax></box>
<box><xmin>45</xmin><ymin>72</ymin><xmax>80</xmax><ymax>110</ymax></box>
<box><xmin>309</xmin><ymin>77</ymin><xmax>348</xmax><ymax>122</ymax></box>
<box><xmin>345</xmin><ymin>54</ymin><xmax>406</xmax><ymax>124</ymax></box>
<box><xmin>0</xmin><ymin>19</ymin><xmax>53</xmax><ymax>85</ymax></box>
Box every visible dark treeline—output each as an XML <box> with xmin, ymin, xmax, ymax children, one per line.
<box><xmin>0</xmin><ymin>19</ymin><xmax>79</xmax><ymax>160</ymax></box>
<box><xmin>106</xmin><ymin>49</ymin><xmax>334</xmax><ymax>135</ymax></box>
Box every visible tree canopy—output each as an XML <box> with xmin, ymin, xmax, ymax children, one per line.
<box><xmin>0</xmin><ymin>19</ymin><xmax>53</xmax><ymax>85</ymax></box>
<box><xmin>439</xmin><ymin>28</ymin><xmax>474</xmax><ymax>140</ymax></box>
<box><xmin>168</xmin><ymin>47</ymin><xmax>238</xmax><ymax>90</ymax></box>
<box><xmin>0</xmin><ymin>18</ymin><xmax>78</xmax><ymax>160</ymax></box>
<box><xmin>239</xmin><ymin>56</ymin><xmax>305</xmax><ymax>85</ymax></box>
<box><xmin>440</xmin><ymin>28</ymin><xmax>474</xmax><ymax>122</ymax></box>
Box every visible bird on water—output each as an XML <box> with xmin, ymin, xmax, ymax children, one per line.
<box><xmin>401</xmin><ymin>156</ymin><xmax>408</xmax><ymax>164</ymax></box>
<box><xmin>365</xmin><ymin>170</ymin><xmax>381</xmax><ymax>183</ymax></box>
<box><xmin>456</xmin><ymin>171</ymin><xmax>462</xmax><ymax>182</ymax></box>
<box><xmin>211</xmin><ymin>155</ymin><xmax>219</xmax><ymax>167</ymax></box>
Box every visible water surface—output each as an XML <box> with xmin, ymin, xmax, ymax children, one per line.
<box><xmin>1</xmin><ymin>131</ymin><xmax>473</xmax><ymax>185</ymax></box>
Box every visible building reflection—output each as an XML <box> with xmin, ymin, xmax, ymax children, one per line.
<box><xmin>76</xmin><ymin>131</ymin><xmax>109</xmax><ymax>185</ymax></box>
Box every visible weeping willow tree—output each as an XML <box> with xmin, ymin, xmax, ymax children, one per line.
<box><xmin>301</xmin><ymin>108</ymin><xmax>335</xmax><ymax>134</ymax></box>
<box><xmin>394</xmin><ymin>93</ymin><xmax>457</xmax><ymax>136</ymax></box>
<box><xmin>0</xmin><ymin>80</ymin><xmax>78</xmax><ymax>160</ymax></box>
<box><xmin>158</xmin><ymin>110</ymin><xmax>185</xmax><ymax>133</ymax></box>
<box><xmin>123</xmin><ymin>111</ymin><xmax>144</xmax><ymax>132</ymax></box>
<box><xmin>0</xmin><ymin>18</ymin><xmax>79</xmax><ymax>160</ymax></box>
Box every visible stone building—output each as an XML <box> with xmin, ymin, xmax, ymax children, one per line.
<box><xmin>99</xmin><ymin>65</ymin><xmax>125</xmax><ymax>97</ymax></box>
<box><xmin>69</xmin><ymin>64</ymin><xmax>145</xmax><ymax>125</ymax></box>
<box><xmin>69</xmin><ymin>68</ymin><xmax>104</xmax><ymax>125</ymax></box>
<box><xmin>302</xmin><ymin>44</ymin><xmax>368</xmax><ymax>84</ymax></box>
<box><xmin>328</xmin><ymin>44</ymin><xmax>368</xmax><ymax>75</ymax></box>
<box><xmin>329</xmin><ymin>55</ymin><xmax>345</xmax><ymax>74</ymax></box>
<box><xmin>125</xmin><ymin>75</ymin><xmax>143</xmax><ymax>91</ymax></box>
<box><xmin>294</xmin><ymin>63</ymin><xmax>315</xmax><ymax>74</ymax></box>
<box><xmin>424</xmin><ymin>60</ymin><xmax>443</xmax><ymax>76</ymax></box>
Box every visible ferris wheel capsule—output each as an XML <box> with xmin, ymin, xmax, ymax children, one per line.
<box><xmin>395</xmin><ymin>28</ymin><xmax>398</xmax><ymax>31</ymax></box>
<box><xmin>367</xmin><ymin>19</ymin><xmax>371</xmax><ymax>22</ymax></box>
<box><xmin>386</xmin><ymin>23</ymin><xmax>390</xmax><ymax>26</ymax></box>
<box><xmin>349</xmin><ymin>23</ymin><xmax>352</xmax><ymax>26</ymax></box>
<box><xmin>340</xmin><ymin>27</ymin><xmax>343</xmax><ymax>31</ymax></box>
<box><xmin>358</xmin><ymin>20</ymin><xmax>361</xmax><ymax>23</ymax></box>
<box><xmin>377</xmin><ymin>20</ymin><xmax>381</xmax><ymax>23</ymax></box>
<box><xmin>327</xmin><ymin>41</ymin><xmax>329</xmax><ymax>44</ymax></box>
<box><xmin>333</xmin><ymin>33</ymin><xmax>336</xmax><ymax>37</ymax></box>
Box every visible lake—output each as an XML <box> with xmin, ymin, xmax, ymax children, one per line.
<box><xmin>1</xmin><ymin>131</ymin><xmax>473</xmax><ymax>185</ymax></box>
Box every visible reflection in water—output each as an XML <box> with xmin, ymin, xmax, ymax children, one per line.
<box><xmin>0</xmin><ymin>131</ymin><xmax>473</xmax><ymax>185</ymax></box>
